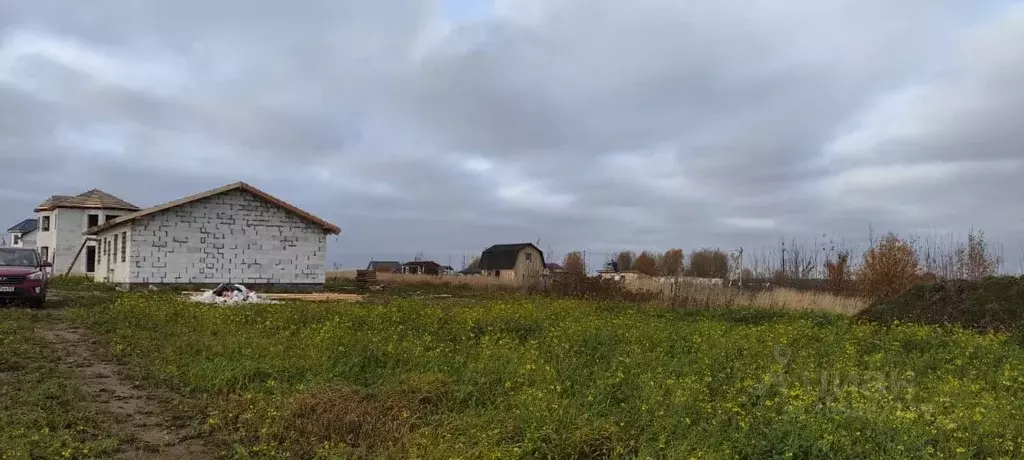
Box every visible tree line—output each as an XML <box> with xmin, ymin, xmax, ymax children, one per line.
<box><xmin>561</xmin><ymin>248</ymin><xmax>730</xmax><ymax>278</ymax></box>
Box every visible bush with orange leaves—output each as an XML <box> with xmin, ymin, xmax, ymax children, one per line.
<box><xmin>825</xmin><ymin>250</ymin><xmax>853</xmax><ymax>295</ymax></box>
<box><xmin>858</xmin><ymin>233</ymin><xmax>920</xmax><ymax>300</ymax></box>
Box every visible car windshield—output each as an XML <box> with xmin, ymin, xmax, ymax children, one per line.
<box><xmin>0</xmin><ymin>249</ymin><xmax>39</xmax><ymax>267</ymax></box>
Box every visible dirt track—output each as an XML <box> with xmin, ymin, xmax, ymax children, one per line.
<box><xmin>38</xmin><ymin>324</ymin><xmax>216</xmax><ymax>459</ymax></box>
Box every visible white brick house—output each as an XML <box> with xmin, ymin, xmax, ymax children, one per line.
<box><xmin>82</xmin><ymin>182</ymin><xmax>341</xmax><ymax>290</ymax></box>
<box><xmin>33</xmin><ymin>190</ymin><xmax>141</xmax><ymax>275</ymax></box>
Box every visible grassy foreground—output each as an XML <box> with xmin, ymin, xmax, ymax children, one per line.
<box><xmin>0</xmin><ymin>310</ymin><xmax>119</xmax><ymax>459</ymax></box>
<box><xmin>71</xmin><ymin>294</ymin><xmax>1024</xmax><ymax>459</ymax></box>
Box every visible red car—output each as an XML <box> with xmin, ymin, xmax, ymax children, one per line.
<box><xmin>0</xmin><ymin>247</ymin><xmax>52</xmax><ymax>308</ymax></box>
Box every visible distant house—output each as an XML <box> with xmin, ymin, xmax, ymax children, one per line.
<box><xmin>596</xmin><ymin>270</ymin><xmax>645</xmax><ymax>282</ymax></box>
<box><xmin>441</xmin><ymin>265</ymin><xmax>456</xmax><ymax>275</ymax></box>
<box><xmin>479</xmin><ymin>243</ymin><xmax>545</xmax><ymax>280</ymax></box>
<box><xmin>545</xmin><ymin>262</ymin><xmax>564</xmax><ymax>273</ymax></box>
<box><xmin>35</xmin><ymin>189</ymin><xmax>141</xmax><ymax>275</ymax></box>
<box><xmin>366</xmin><ymin>261</ymin><xmax>401</xmax><ymax>273</ymax></box>
<box><xmin>402</xmin><ymin>261</ymin><xmax>442</xmax><ymax>275</ymax></box>
<box><xmin>6</xmin><ymin>219</ymin><xmax>38</xmax><ymax>249</ymax></box>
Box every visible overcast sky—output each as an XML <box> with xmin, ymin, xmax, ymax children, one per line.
<box><xmin>2</xmin><ymin>0</ymin><xmax>1023</xmax><ymax>270</ymax></box>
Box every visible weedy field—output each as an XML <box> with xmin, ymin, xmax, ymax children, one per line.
<box><xmin>0</xmin><ymin>310</ymin><xmax>120</xmax><ymax>459</ymax></box>
<box><xmin>51</xmin><ymin>292</ymin><xmax>1024</xmax><ymax>459</ymax></box>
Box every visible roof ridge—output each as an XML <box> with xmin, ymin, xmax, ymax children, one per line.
<box><xmin>83</xmin><ymin>181</ymin><xmax>341</xmax><ymax>236</ymax></box>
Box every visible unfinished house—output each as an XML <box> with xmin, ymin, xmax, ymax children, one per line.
<box><xmin>83</xmin><ymin>182</ymin><xmax>341</xmax><ymax>291</ymax></box>
<box><xmin>366</xmin><ymin>260</ymin><xmax>402</xmax><ymax>273</ymax></box>
<box><xmin>478</xmin><ymin>243</ymin><xmax>545</xmax><ymax>280</ymax></box>
<box><xmin>6</xmin><ymin>219</ymin><xmax>38</xmax><ymax>249</ymax></box>
<box><xmin>401</xmin><ymin>260</ymin><xmax>442</xmax><ymax>275</ymax></box>
<box><xmin>34</xmin><ymin>190</ymin><xmax>141</xmax><ymax>275</ymax></box>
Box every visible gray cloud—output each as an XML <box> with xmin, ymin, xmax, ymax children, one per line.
<box><xmin>1</xmin><ymin>0</ymin><xmax>1022</xmax><ymax>269</ymax></box>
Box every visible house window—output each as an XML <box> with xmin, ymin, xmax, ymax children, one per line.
<box><xmin>12</xmin><ymin>234</ymin><xmax>21</xmax><ymax>246</ymax></box>
<box><xmin>121</xmin><ymin>232</ymin><xmax>127</xmax><ymax>263</ymax></box>
<box><xmin>105</xmin><ymin>215</ymin><xmax>119</xmax><ymax>223</ymax></box>
<box><xmin>40</xmin><ymin>246</ymin><xmax>49</xmax><ymax>262</ymax></box>
<box><xmin>525</xmin><ymin>252</ymin><xmax>532</xmax><ymax>263</ymax></box>
<box><xmin>87</xmin><ymin>214</ymin><xmax>100</xmax><ymax>228</ymax></box>
<box><xmin>113</xmin><ymin>234</ymin><xmax>118</xmax><ymax>262</ymax></box>
<box><xmin>41</xmin><ymin>216</ymin><xmax>50</xmax><ymax>232</ymax></box>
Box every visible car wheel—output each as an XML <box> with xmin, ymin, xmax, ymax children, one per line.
<box><xmin>30</xmin><ymin>298</ymin><xmax>45</xmax><ymax>309</ymax></box>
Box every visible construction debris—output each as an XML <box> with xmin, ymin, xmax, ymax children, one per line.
<box><xmin>183</xmin><ymin>290</ymin><xmax>364</xmax><ymax>302</ymax></box>
<box><xmin>189</xmin><ymin>283</ymin><xmax>278</xmax><ymax>304</ymax></box>
<box><xmin>356</xmin><ymin>270</ymin><xmax>380</xmax><ymax>290</ymax></box>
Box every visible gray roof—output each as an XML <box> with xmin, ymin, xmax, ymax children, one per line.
<box><xmin>479</xmin><ymin>243</ymin><xmax>545</xmax><ymax>270</ymax></box>
<box><xmin>367</xmin><ymin>260</ymin><xmax>402</xmax><ymax>271</ymax></box>
<box><xmin>6</xmin><ymin>218</ymin><xmax>37</xmax><ymax>234</ymax></box>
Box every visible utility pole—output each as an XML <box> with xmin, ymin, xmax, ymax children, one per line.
<box><xmin>738</xmin><ymin>247</ymin><xmax>744</xmax><ymax>288</ymax></box>
<box><xmin>780</xmin><ymin>239</ymin><xmax>786</xmax><ymax>276</ymax></box>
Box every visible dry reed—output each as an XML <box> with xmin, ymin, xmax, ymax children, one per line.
<box><xmin>327</xmin><ymin>271</ymin><xmax>869</xmax><ymax>315</ymax></box>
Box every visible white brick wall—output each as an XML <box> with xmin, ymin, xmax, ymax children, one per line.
<box><xmin>40</xmin><ymin>208</ymin><xmax>127</xmax><ymax>275</ymax></box>
<box><xmin>128</xmin><ymin>189</ymin><xmax>328</xmax><ymax>285</ymax></box>
<box><xmin>52</xmin><ymin>208</ymin><xmax>85</xmax><ymax>274</ymax></box>
<box><xmin>93</xmin><ymin>225</ymin><xmax>132</xmax><ymax>283</ymax></box>
<box><xmin>8</xmin><ymin>231</ymin><xmax>36</xmax><ymax>248</ymax></box>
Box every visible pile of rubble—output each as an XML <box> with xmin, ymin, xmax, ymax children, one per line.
<box><xmin>189</xmin><ymin>283</ymin><xmax>278</xmax><ymax>304</ymax></box>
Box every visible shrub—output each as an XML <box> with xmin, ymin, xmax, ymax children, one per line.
<box><xmin>614</xmin><ymin>251</ymin><xmax>635</xmax><ymax>272</ymax></box>
<box><xmin>632</xmin><ymin>251</ymin><xmax>658</xmax><ymax>276</ymax></box>
<box><xmin>824</xmin><ymin>250</ymin><xmax>852</xmax><ymax>295</ymax></box>
<box><xmin>686</xmin><ymin>249</ymin><xmax>728</xmax><ymax>278</ymax></box>
<box><xmin>857</xmin><ymin>233</ymin><xmax>919</xmax><ymax>300</ymax></box>
<box><xmin>657</xmin><ymin>249</ymin><xmax>684</xmax><ymax>276</ymax></box>
<box><xmin>546</xmin><ymin>273</ymin><xmax>659</xmax><ymax>303</ymax></box>
<box><xmin>562</xmin><ymin>251</ymin><xmax>586</xmax><ymax>275</ymax></box>
<box><xmin>952</xmin><ymin>229</ymin><xmax>1001</xmax><ymax>280</ymax></box>
<box><xmin>859</xmin><ymin>276</ymin><xmax>1024</xmax><ymax>333</ymax></box>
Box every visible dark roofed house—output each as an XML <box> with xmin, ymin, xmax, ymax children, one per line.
<box><xmin>545</xmin><ymin>262</ymin><xmax>564</xmax><ymax>273</ymax></box>
<box><xmin>479</xmin><ymin>243</ymin><xmax>545</xmax><ymax>280</ymax></box>
<box><xmin>402</xmin><ymin>260</ymin><xmax>442</xmax><ymax>275</ymax></box>
<box><xmin>367</xmin><ymin>261</ymin><xmax>402</xmax><ymax>273</ymax></box>
<box><xmin>6</xmin><ymin>218</ymin><xmax>38</xmax><ymax>248</ymax></box>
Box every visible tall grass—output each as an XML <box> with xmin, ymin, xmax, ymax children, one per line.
<box><xmin>619</xmin><ymin>277</ymin><xmax>869</xmax><ymax>315</ymax></box>
<box><xmin>329</xmin><ymin>271</ymin><xmax>870</xmax><ymax>315</ymax></box>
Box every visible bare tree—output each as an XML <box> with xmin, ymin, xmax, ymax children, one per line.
<box><xmin>563</xmin><ymin>251</ymin><xmax>586</xmax><ymax>275</ymax></box>
<box><xmin>658</xmin><ymin>249</ymin><xmax>684</xmax><ymax>276</ymax></box>
<box><xmin>633</xmin><ymin>251</ymin><xmax>658</xmax><ymax>276</ymax></box>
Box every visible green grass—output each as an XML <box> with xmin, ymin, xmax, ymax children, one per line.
<box><xmin>68</xmin><ymin>293</ymin><xmax>1024</xmax><ymax>459</ymax></box>
<box><xmin>0</xmin><ymin>310</ymin><xmax>119</xmax><ymax>459</ymax></box>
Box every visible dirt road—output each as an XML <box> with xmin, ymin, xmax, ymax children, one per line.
<box><xmin>38</xmin><ymin>323</ymin><xmax>217</xmax><ymax>459</ymax></box>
